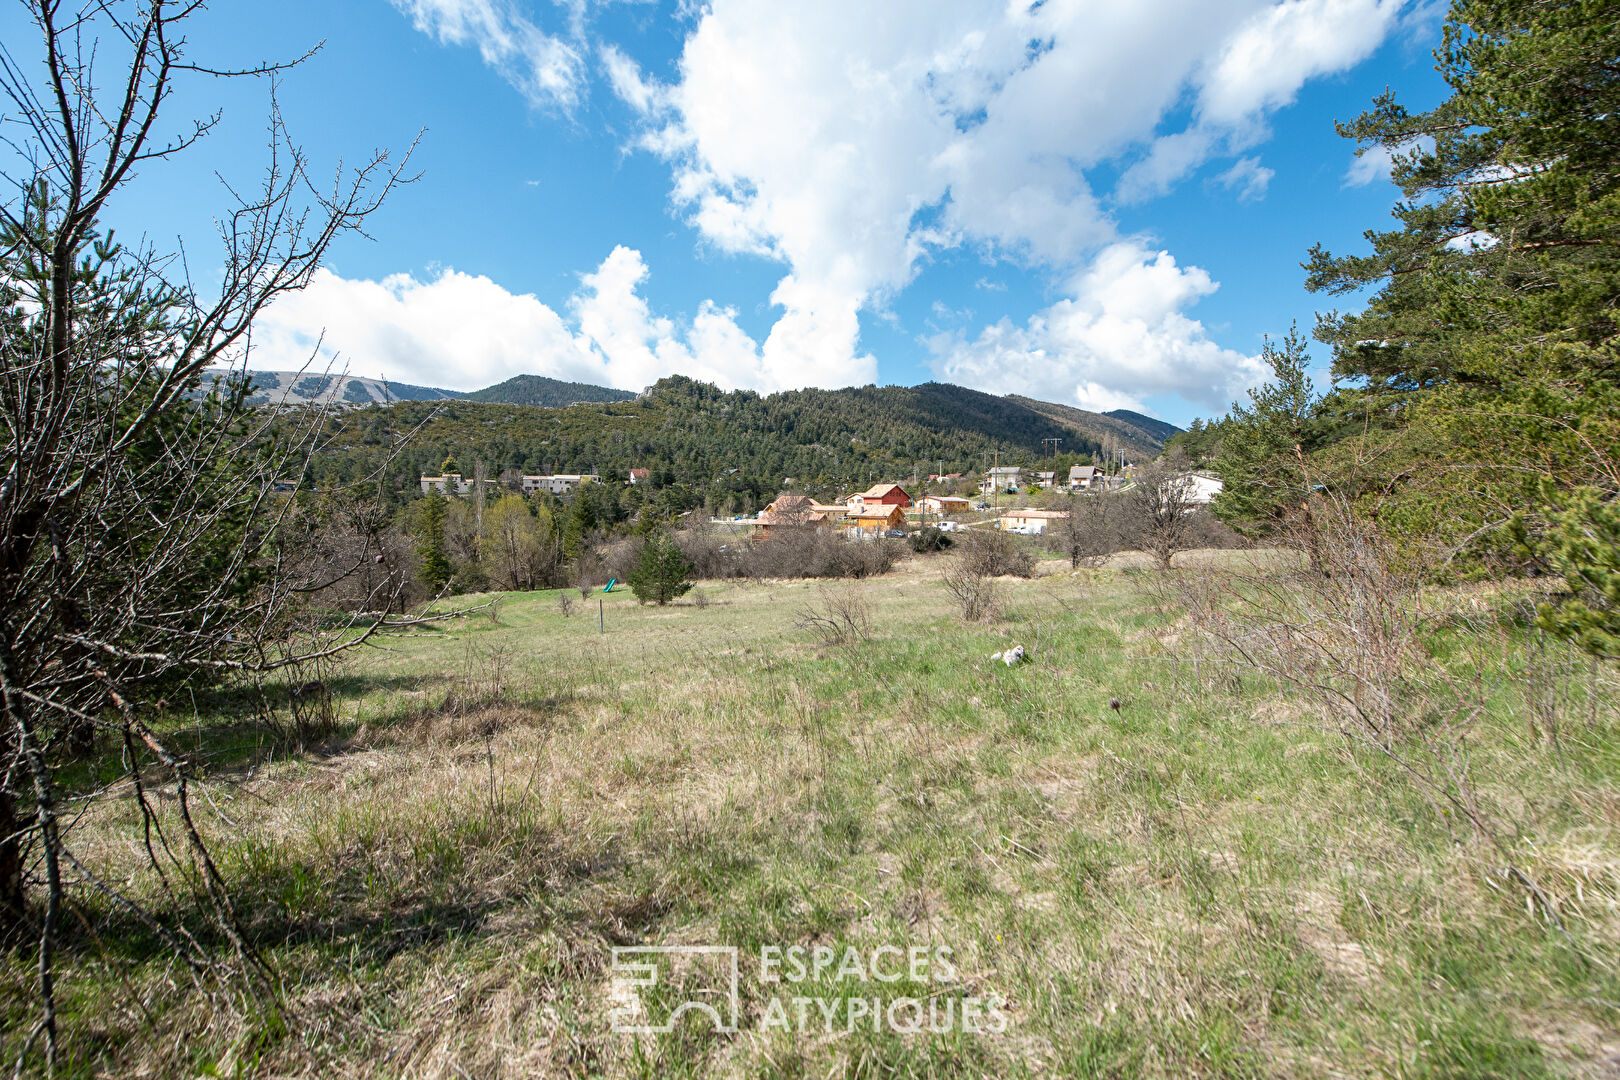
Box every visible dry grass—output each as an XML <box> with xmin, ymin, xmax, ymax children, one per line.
<box><xmin>4</xmin><ymin>552</ymin><xmax>1618</xmax><ymax>1079</ymax></box>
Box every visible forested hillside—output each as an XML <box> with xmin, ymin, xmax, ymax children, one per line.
<box><xmin>302</xmin><ymin>375</ymin><xmax>1177</xmax><ymax>510</ymax></box>
<box><xmin>462</xmin><ymin>373</ymin><xmax>637</xmax><ymax>406</ymax></box>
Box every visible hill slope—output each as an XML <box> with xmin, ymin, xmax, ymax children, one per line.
<box><xmin>209</xmin><ymin>371</ymin><xmax>464</xmax><ymax>406</ymax></box>
<box><xmin>306</xmin><ymin>376</ymin><xmax>1181</xmax><ymax>502</ymax></box>
<box><xmin>462</xmin><ymin>374</ymin><xmax>636</xmax><ymax>407</ymax></box>
<box><xmin>1007</xmin><ymin>396</ymin><xmax>1177</xmax><ymax>460</ymax></box>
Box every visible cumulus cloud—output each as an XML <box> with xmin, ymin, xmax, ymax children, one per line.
<box><xmin>390</xmin><ymin>0</ymin><xmax>584</xmax><ymax>108</ymax></box>
<box><xmin>1197</xmin><ymin>0</ymin><xmax>1404</xmax><ymax>128</ymax></box>
<box><xmin>385</xmin><ymin>0</ymin><xmax>1408</xmax><ymax>409</ymax></box>
<box><xmin>632</xmin><ymin>0</ymin><xmax>1402</xmax><ymax>407</ymax></box>
<box><xmin>928</xmin><ymin>242</ymin><xmax>1268</xmax><ymax>413</ymax></box>
<box><xmin>247</xmin><ymin>248</ymin><xmax>872</xmax><ymax>394</ymax></box>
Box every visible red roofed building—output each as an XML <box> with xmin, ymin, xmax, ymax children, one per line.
<box><xmin>845</xmin><ymin>482</ymin><xmax>912</xmax><ymax>511</ymax></box>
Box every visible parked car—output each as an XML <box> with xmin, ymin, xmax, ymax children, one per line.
<box><xmin>883</xmin><ymin>529</ymin><xmax>907</xmax><ymax>538</ymax></box>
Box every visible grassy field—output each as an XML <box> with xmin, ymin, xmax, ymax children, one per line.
<box><xmin>5</xmin><ymin>552</ymin><xmax>1618</xmax><ymax>1078</ymax></box>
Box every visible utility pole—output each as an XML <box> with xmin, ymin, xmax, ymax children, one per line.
<box><xmin>1042</xmin><ymin>437</ymin><xmax>1061</xmax><ymax>458</ymax></box>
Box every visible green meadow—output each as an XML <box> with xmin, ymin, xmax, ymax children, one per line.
<box><xmin>6</xmin><ymin>553</ymin><xmax>1617</xmax><ymax>1078</ymax></box>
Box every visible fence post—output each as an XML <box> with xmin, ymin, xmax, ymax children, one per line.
<box><xmin>599</xmin><ymin>598</ymin><xmax>604</xmax><ymax>634</ymax></box>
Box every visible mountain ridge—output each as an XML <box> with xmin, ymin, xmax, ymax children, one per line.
<box><xmin>222</xmin><ymin>369</ymin><xmax>1179</xmax><ymax>463</ymax></box>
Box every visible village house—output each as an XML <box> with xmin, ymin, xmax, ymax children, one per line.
<box><xmin>752</xmin><ymin>495</ymin><xmax>830</xmax><ymax>540</ymax></box>
<box><xmin>1069</xmin><ymin>464</ymin><xmax>1100</xmax><ymax>490</ymax></box>
<box><xmin>420</xmin><ymin>472</ymin><xmax>498</xmax><ymax>496</ymax></box>
<box><xmin>1177</xmin><ymin>473</ymin><xmax>1225</xmax><ymax>505</ymax></box>
<box><xmin>979</xmin><ymin>466</ymin><xmax>1022</xmax><ymax>494</ymax></box>
<box><xmin>811</xmin><ymin>501</ymin><xmax>849</xmax><ymax>522</ymax></box>
<box><xmin>996</xmin><ymin>508</ymin><xmax>1069</xmax><ymax>535</ymax></box>
<box><xmin>846</xmin><ymin>504</ymin><xmax>905</xmax><ymax>535</ymax></box>
<box><xmin>918</xmin><ymin>495</ymin><xmax>973</xmax><ymax>515</ymax></box>
<box><xmin>844</xmin><ymin>482</ymin><xmax>913</xmax><ymax>511</ymax></box>
<box><xmin>628</xmin><ymin>468</ymin><xmax>651</xmax><ymax>484</ymax></box>
<box><xmin>1034</xmin><ymin>471</ymin><xmax>1057</xmax><ymax>489</ymax></box>
<box><xmin>518</xmin><ymin>473</ymin><xmax>600</xmax><ymax>496</ymax></box>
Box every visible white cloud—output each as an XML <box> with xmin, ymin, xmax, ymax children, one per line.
<box><xmin>928</xmin><ymin>242</ymin><xmax>1268</xmax><ymax>413</ymax></box>
<box><xmin>1216</xmin><ymin>156</ymin><xmax>1275</xmax><ymax>201</ymax></box>
<box><xmin>383</xmin><ymin>0</ymin><xmax>1409</xmax><ymax>409</ymax></box>
<box><xmin>1118</xmin><ymin>0</ymin><xmax>1404</xmax><ymax>201</ymax></box>
<box><xmin>390</xmin><ymin>0</ymin><xmax>584</xmax><ymax>108</ymax></box>
<box><xmin>633</xmin><ymin>0</ymin><xmax>1404</xmax><ymax>408</ymax></box>
<box><xmin>1197</xmin><ymin>0</ymin><xmax>1404</xmax><ymax>128</ymax></box>
<box><xmin>247</xmin><ymin>248</ymin><xmax>872</xmax><ymax>395</ymax></box>
<box><xmin>1344</xmin><ymin>143</ymin><xmax>1396</xmax><ymax>187</ymax></box>
<box><xmin>600</xmin><ymin>43</ymin><xmax>662</xmax><ymax>114</ymax></box>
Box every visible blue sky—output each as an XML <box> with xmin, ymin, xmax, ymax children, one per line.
<box><xmin>9</xmin><ymin>0</ymin><xmax>1449</xmax><ymax>427</ymax></box>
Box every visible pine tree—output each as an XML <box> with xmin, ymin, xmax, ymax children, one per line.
<box><xmin>1211</xmin><ymin>326</ymin><xmax>1324</xmax><ymax>540</ymax></box>
<box><xmin>627</xmin><ymin>532</ymin><xmax>692</xmax><ymax>605</ymax></box>
<box><xmin>1299</xmin><ymin>0</ymin><xmax>1619</xmax><ymax>648</ymax></box>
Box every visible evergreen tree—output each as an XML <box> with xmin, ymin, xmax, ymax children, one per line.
<box><xmin>1211</xmin><ymin>327</ymin><xmax>1324</xmax><ymax>540</ymax></box>
<box><xmin>627</xmin><ymin>532</ymin><xmax>692</xmax><ymax>605</ymax></box>
<box><xmin>415</xmin><ymin>490</ymin><xmax>452</xmax><ymax>589</ymax></box>
<box><xmin>1299</xmin><ymin>0</ymin><xmax>1619</xmax><ymax>647</ymax></box>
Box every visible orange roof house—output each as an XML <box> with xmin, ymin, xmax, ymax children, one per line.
<box><xmin>753</xmin><ymin>494</ymin><xmax>828</xmax><ymax>540</ymax></box>
<box><xmin>847</xmin><ymin>504</ymin><xmax>905</xmax><ymax>533</ymax></box>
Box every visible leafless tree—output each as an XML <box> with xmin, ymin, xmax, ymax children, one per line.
<box><xmin>1126</xmin><ymin>460</ymin><xmax>1203</xmax><ymax>570</ymax></box>
<box><xmin>0</xmin><ymin>2</ymin><xmax>423</xmax><ymax>1069</ymax></box>
<box><xmin>1051</xmin><ymin>491</ymin><xmax>1122</xmax><ymax>568</ymax></box>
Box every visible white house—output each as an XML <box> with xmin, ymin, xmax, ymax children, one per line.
<box><xmin>518</xmin><ymin>473</ymin><xmax>600</xmax><ymax>496</ymax></box>
<box><xmin>979</xmin><ymin>466</ymin><xmax>1022</xmax><ymax>494</ymax></box>
<box><xmin>919</xmin><ymin>495</ymin><xmax>973</xmax><ymax>515</ymax></box>
<box><xmin>996</xmin><ymin>508</ymin><xmax>1069</xmax><ymax>535</ymax></box>
<box><xmin>1069</xmin><ymin>464</ymin><xmax>1099</xmax><ymax>490</ymax></box>
<box><xmin>1181</xmin><ymin>472</ymin><xmax>1224</xmax><ymax>505</ymax></box>
<box><xmin>420</xmin><ymin>472</ymin><xmax>496</xmax><ymax>496</ymax></box>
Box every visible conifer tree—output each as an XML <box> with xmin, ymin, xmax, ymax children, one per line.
<box><xmin>628</xmin><ymin>531</ymin><xmax>692</xmax><ymax>605</ymax></box>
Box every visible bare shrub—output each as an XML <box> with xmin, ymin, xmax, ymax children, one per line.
<box><xmin>601</xmin><ymin>536</ymin><xmax>645</xmax><ymax>584</ymax></box>
<box><xmin>575</xmin><ymin>546</ymin><xmax>606</xmax><ymax>592</ymax></box>
<box><xmin>557</xmin><ymin>592</ymin><xmax>575</xmax><ymax>617</ymax></box>
<box><xmin>1168</xmin><ymin>498</ymin><xmax>1585</xmax><ymax>939</ymax></box>
<box><xmin>1176</xmin><ymin>503</ymin><xmax>1421</xmax><ymax>738</ymax></box>
<box><xmin>1049</xmin><ymin>492</ymin><xmax>1127</xmax><ymax>568</ymax></box>
<box><xmin>956</xmin><ymin>529</ymin><xmax>1035</xmax><ymax>578</ymax></box>
<box><xmin>741</xmin><ymin>529</ymin><xmax>902</xmax><ymax>580</ymax></box>
<box><xmin>942</xmin><ymin>562</ymin><xmax>1004</xmax><ymax>622</ymax></box>
<box><xmin>795</xmin><ymin>584</ymin><xmax>873</xmax><ymax>648</ymax></box>
<box><xmin>676</xmin><ymin>521</ymin><xmax>744</xmax><ymax>579</ymax></box>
